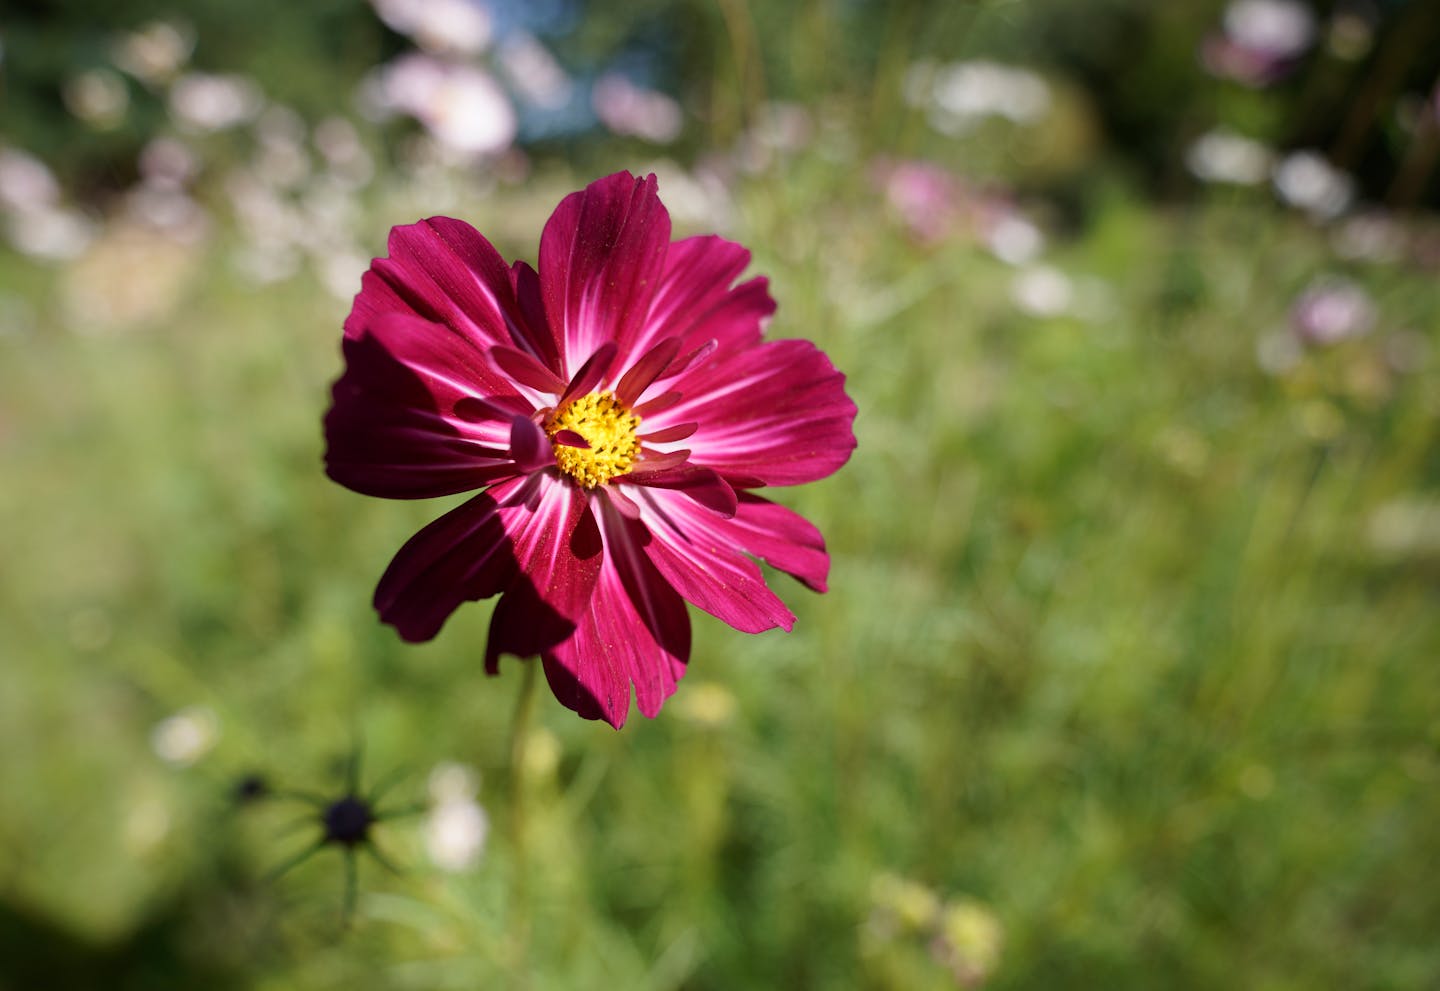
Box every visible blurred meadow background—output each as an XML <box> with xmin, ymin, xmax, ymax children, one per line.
<box><xmin>3</xmin><ymin>0</ymin><xmax>1440</xmax><ymax>987</ymax></box>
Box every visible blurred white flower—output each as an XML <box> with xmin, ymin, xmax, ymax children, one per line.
<box><xmin>318</xmin><ymin>251</ymin><xmax>370</xmax><ymax>302</ymax></box>
<box><xmin>123</xmin><ymin>185</ymin><xmax>210</xmax><ymax>244</ymax></box>
<box><xmin>63</xmin><ymin>68</ymin><xmax>129</xmax><ymax>130</ymax></box>
<box><xmin>593</xmin><ymin>74</ymin><xmax>683</xmax><ymax>144</ymax></box>
<box><xmin>1224</xmin><ymin>0</ymin><xmax>1316</xmax><ymax>60</ymax></box>
<box><xmin>253</xmin><ymin>106</ymin><xmax>313</xmax><ymax>191</ymax></box>
<box><xmin>426</xmin><ymin>797</ymin><xmax>489</xmax><ymax>871</ymax></box>
<box><xmin>1186</xmin><ymin>129</ymin><xmax>1273</xmax><ymax>185</ymax></box>
<box><xmin>4</xmin><ymin>206</ymin><xmax>95</xmax><ymax>261</ymax></box>
<box><xmin>1290</xmin><ymin>277</ymin><xmax>1376</xmax><ymax>345</ymax></box>
<box><xmin>1382</xmin><ymin>329</ymin><xmax>1429</xmax><ymax>374</ymax></box>
<box><xmin>497</xmin><ymin>31</ymin><xmax>573</xmax><ymax>109</ymax></box>
<box><xmin>150</xmin><ymin>706</ymin><xmax>219</xmax><ymax>767</ymax></box>
<box><xmin>424</xmin><ymin>761</ymin><xmax>488</xmax><ymax>872</ymax></box>
<box><xmin>1273</xmin><ymin>150</ymin><xmax>1353</xmax><ymax>220</ymax></box>
<box><xmin>169</xmin><ymin>72</ymin><xmax>264</xmax><ymax>133</ymax></box>
<box><xmin>0</xmin><ymin>147</ymin><xmax>61</xmax><ymax>213</ymax></box>
<box><xmin>1011</xmin><ymin>266</ymin><xmax>1074</xmax><ymax>317</ymax></box>
<box><xmin>1331</xmin><ymin>210</ymin><xmax>1405</xmax><ymax>263</ymax></box>
<box><xmin>111</xmin><ymin>20</ymin><xmax>194</xmax><ymax>86</ymax></box>
<box><xmin>1256</xmin><ymin>327</ymin><xmax>1304</xmax><ymax>375</ymax></box>
<box><xmin>750</xmin><ymin>102</ymin><xmax>814</xmax><ymax>153</ymax></box>
<box><xmin>911</xmin><ymin>60</ymin><xmax>1051</xmax><ymax>136</ymax></box>
<box><xmin>1368</xmin><ymin>498</ymin><xmax>1440</xmax><ymax>558</ymax></box>
<box><xmin>314</xmin><ymin>116</ymin><xmax>374</xmax><ymax>189</ymax></box>
<box><xmin>984</xmin><ymin>212</ymin><xmax>1045</xmax><ymax>266</ymax></box>
<box><xmin>370</xmin><ymin>0</ymin><xmax>492</xmax><ymax>55</ymax></box>
<box><xmin>367</xmin><ymin>55</ymin><xmax>516</xmax><ymax>157</ymax></box>
<box><xmin>138</xmin><ymin>137</ymin><xmax>201</xmax><ymax>190</ymax></box>
<box><xmin>428</xmin><ymin>761</ymin><xmax>481</xmax><ymax>803</ymax></box>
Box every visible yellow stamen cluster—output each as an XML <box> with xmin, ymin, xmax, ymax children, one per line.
<box><xmin>546</xmin><ymin>391</ymin><xmax>641</xmax><ymax>488</ymax></box>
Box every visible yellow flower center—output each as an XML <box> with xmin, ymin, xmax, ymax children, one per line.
<box><xmin>545</xmin><ymin>391</ymin><xmax>641</xmax><ymax>488</ymax></box>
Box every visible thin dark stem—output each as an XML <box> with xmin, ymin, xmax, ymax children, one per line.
<box><xmin>267</xmin><ymin>837</ymin><xmax>327</xmax><ymax>882</ymax></box>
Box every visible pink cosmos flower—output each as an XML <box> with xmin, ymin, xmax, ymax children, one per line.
<box><xmin>324</xmin><ymin>171</ymin><xmax>857</xmax><ymax>728</ymax></box>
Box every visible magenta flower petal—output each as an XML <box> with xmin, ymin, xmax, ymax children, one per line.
<box><xmin>724</xmin><ymin>493</ymin><xmax>831</xmax><ymax>593</ymax></box>
<box><xmin>639</xmin><ymin>235</ymin><xmax>776</xmax><ymax>358</ymax></box>
<box><xmin>325</xmin><ymin>312</ymin><xmax>532</xmax><ymax>498</ymax></box>
<box><xmin>643</xmin><ymin>337</ymin><xmax>858</xmax><ymax>487</ymax></box>
<box><xmin>541</xmin><ymin>498</ymin><xmax>691</xmax><ymax>727</ymax></box>
<box><xmin>325</xmin><ymin>171</ymin><xmax>856</xmax><ymax>727</ymax></box>
<box><xmin>538</xmin><ymin>171</ymin><xmax>671</xmax><ymax>373</ymax></box>
<box><xmin>372</xmin><ymin>490</ymin><xmax>517</xmax><ymax>643</ymax></box>
<box><xmin>484</xmin><ymin>473</ymin><xmax>603</xmax><ymax>670</ymax></box>
<box><xmin>627</xmin><ymin>485</ymin><xmax>796</xmax><ymax>635</ymax></box>
<box><xmin>348</xmin><ymin>218</ymin><xmax>554</xmax><ymax>364</ymax></box>
<box><xmin>376</xmin><ymin>472</ymin><xmax>599</xmax><ymax>644</ymax></box>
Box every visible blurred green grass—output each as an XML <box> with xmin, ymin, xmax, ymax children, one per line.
<box><xmin>2</xmin><ymin>150</ymin><xmax>1439</xmax><ymax>990</ymax></box>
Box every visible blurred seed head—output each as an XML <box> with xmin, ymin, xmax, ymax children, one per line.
<box><xmin>675</xmin><ymin>681</ymin><xmax>737</xmax><ymax>727</ymax></box>
<box><xmin>870</xmin><ymin>873</ymin><xmax>942</xmax><ymax>933</ymax></box>
<box><xmin>931</xmin><ymin>898</ymin><xmax>1004</xmax><ymax>988</ymax></box>
<box><xmin>1326</xmin><ymin>2</ymin><xmax>1377</xmax><ymax>60</ymax></box>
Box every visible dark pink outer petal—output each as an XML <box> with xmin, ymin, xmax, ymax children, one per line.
<box><xmin>725</xmin><ymin>493</ymin><xmax>831</xmax><ymax>593</ymax></box>
<box><xmin>538</xmin><ymin>172</ymin><xmax>671</xmax><ymax>375</ymax></box>
<box><xmin>635</xmin><ymin>235</ymin><xmax>777</xmax><ymax>361</ymax></box>
<box><xmin>325</xmin><ymin>312</ymin><xmax>534</xmax><ymax>499</ymax></box>
<box><xmin>375</xmin><ymin>472</ymin><xmax>600</xmax><ymax>643</ymax></box>
<box><xmin>626</xmin><ymin>484</ymin><xmax>796</xmax><ymax>634</ymax></box>
<box><xmin>538</xmin><ymin>496</ymin><xmax>690</xmax><ymax>728</ymax></box>
<box><xmin>643</xmin><ymin>338</ymin><xmax>858</xmax><ymax>488</ymax></box>
<box><xmin>348</xmin><ymin>217</ymin><xmax>558</xmax><ymax>371</ymax></box>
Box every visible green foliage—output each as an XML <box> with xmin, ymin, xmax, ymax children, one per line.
<box><xmin>3</xmin><ymin>1</ymin><xmax>1440</xmax><ymax>987</ymax></box>
<box><xmin>3</xmin><ymin>150</ymin><xmax>1439</xmax><ymax>987</ymax></box>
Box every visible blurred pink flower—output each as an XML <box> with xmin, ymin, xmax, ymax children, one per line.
<box><xmin>592</xmin><ymin>74</ymin><xmax>683</xmax><ymax>144</ymax></box>
<box><xmin>366</xmin><ymin>54</ymin><xmax>515</xmax><ymax>157</ymax></box>
<box><xmin>878</xmin><ymin>160</ymin><xmax>963</xmax><ymax>244</ymax></box>
<box><xmin>1202</xmin><ymin>0</ymin><xmax>1316</xmax><ymax>86</ymax></box>
<box><xmin>1290</xmin><ymin>277</ymin><xmax>1376</xmax><ymax>345</ymax></box>
<box><xmin>325</xmin><ymin>172</ymin><xmax>856</xmax><ymax>727</ymax></box>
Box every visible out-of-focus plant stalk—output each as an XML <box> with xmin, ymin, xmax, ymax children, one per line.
<box><xmin>506</xmin><ymin>659</ymin><xmax>539</xmax><ymax>984</ymax></box>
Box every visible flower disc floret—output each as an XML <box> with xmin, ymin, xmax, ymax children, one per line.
<box><xmin>546</xmin><ymin>391</ymin><xmax>640</xmax><ymax>487</ymax></box>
